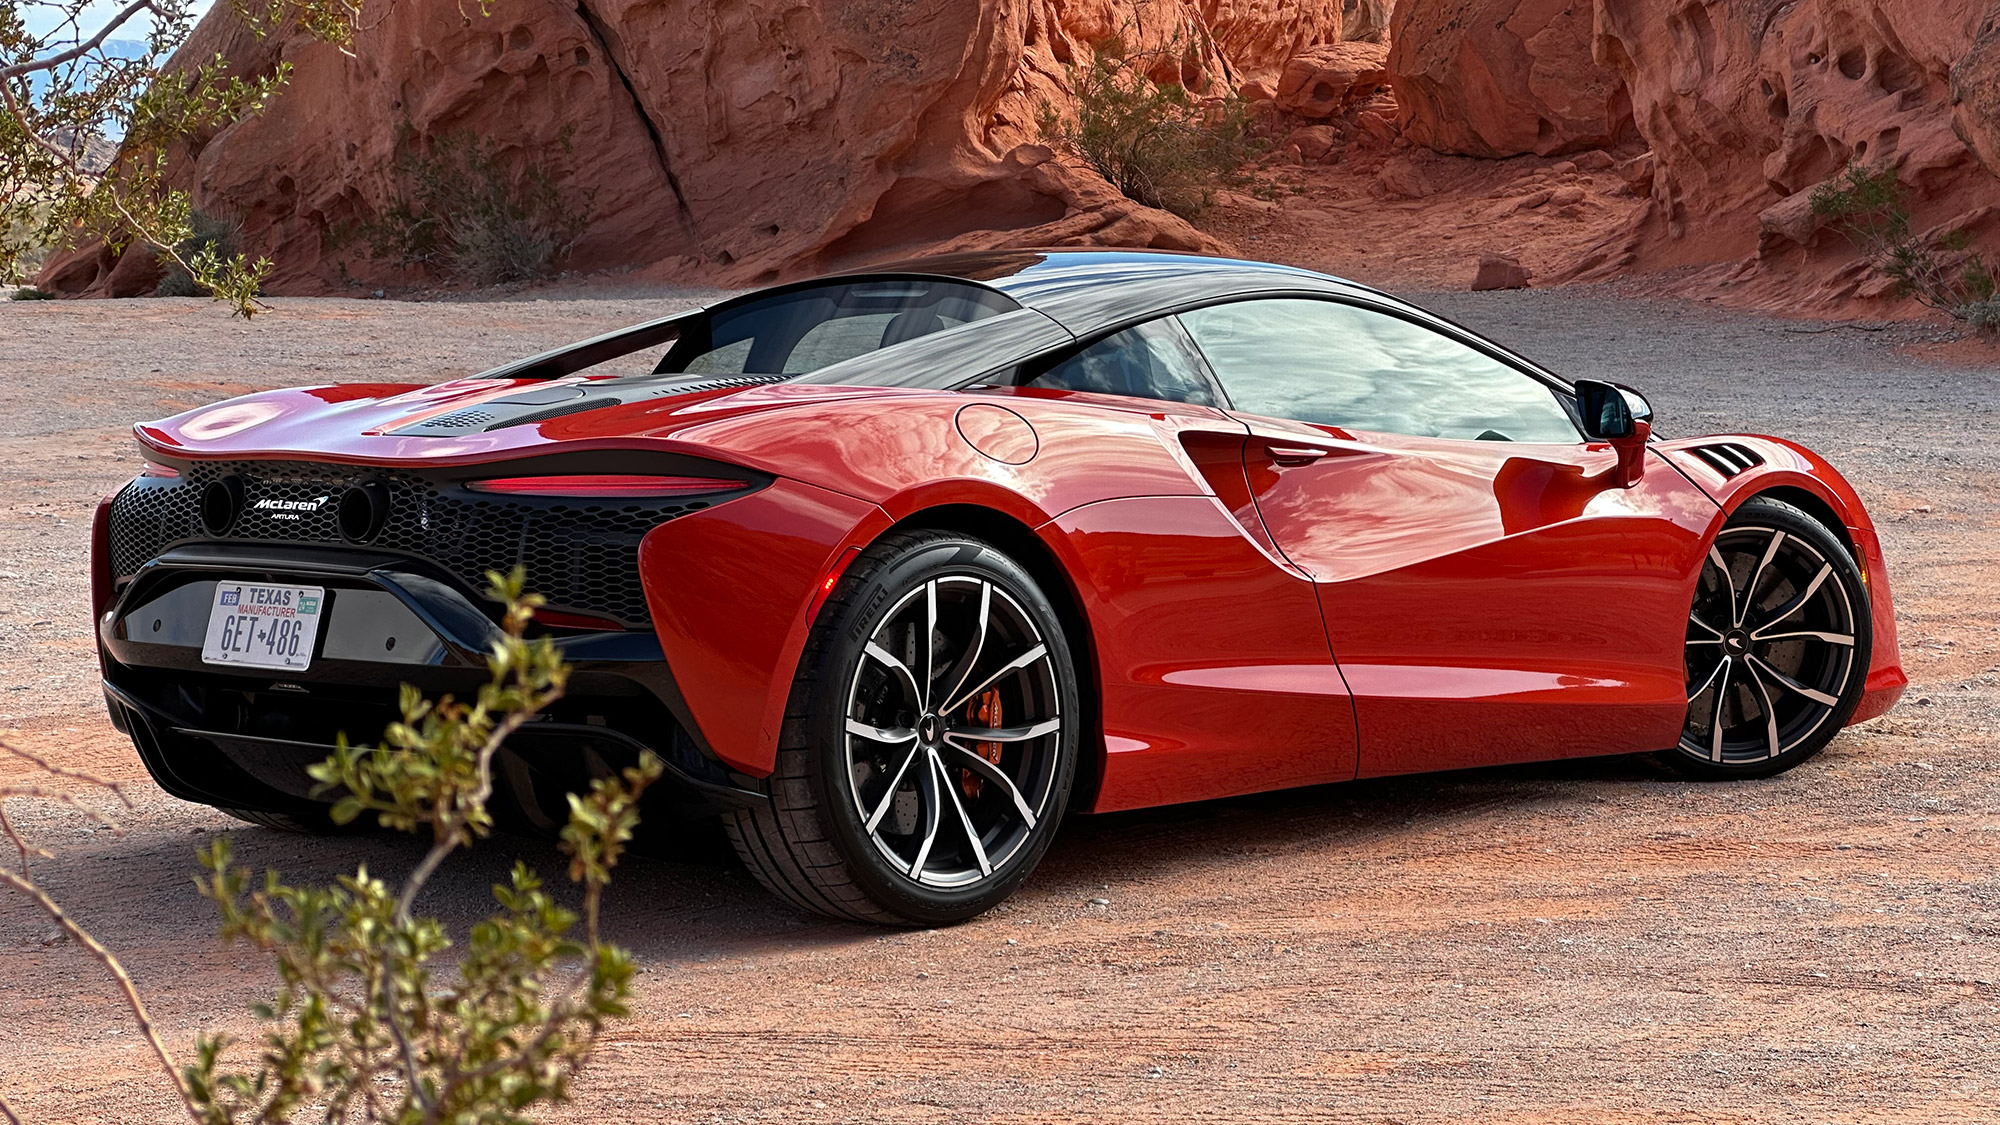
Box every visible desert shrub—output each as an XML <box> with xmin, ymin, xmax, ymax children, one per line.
<box><xmin>0</xmin><ymin>569</ymin><xmax>659</xmax><ymax>1124</ymax></box>
<box><xmin>1040</xmin><ymin>38</ymin><xmax>1264</xmax><ymax>219</ymax></box>
<box><xmin>362</xmin><ymin>129</ymin><xmax>592</xmax><ymax>287</ymax></box>
<box><xmin>9</xmin><ymin>285</ymin><xmax>56</xmax><ymax>300</ymax></box>
<box><xmin>1811</xmin><ymin>162</ymin><xmax>2000</xmax><ymax>330</ymax></box>
<box><xmin>155</xmin><ymin>211</ymin><xmax>242</xmax><ymax>297</ymax></box>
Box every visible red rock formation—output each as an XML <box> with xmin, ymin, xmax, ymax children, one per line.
<box><xmin>45</xmin><ymin>0</ymin><xmax>1346</xmax><ymax>296</ymax></box>
<box><xmin>1578</xmin><ymin>0</ymin><xmax>2000</xmax><ymax>307</ymax></box>
<box><xmin>1340</xmin><ymin>0</ymin><xmax>1394</xmax><ymax>44</ymax></box>
<box><xmin>1277</xmin><ymin>42</ymin><xmax>1391</xmax><ymax>119</ymax></box>
<box><xmin>1388</xmin><ymin>0</ymin><xmax>1634</xmax><ymax>158</ymax></box>
<box><xmin>1955</xmin><ymin>14</ymin><xmax>2000</xmax><ymax>178</ymax></box>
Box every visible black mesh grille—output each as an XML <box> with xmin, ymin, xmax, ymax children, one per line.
<box><xmin>108</xmin><ymin>461</ymin><xmax>724</xmax><ymax>626</ymax></box>
<box><xmin>422</xmin><ymin>408</ymin><xmax>496</xmax><ymax>429</ymax></box>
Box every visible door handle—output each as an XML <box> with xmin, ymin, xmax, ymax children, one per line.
<box><xmin>1265</xmin><ymin>445</ymin><xmax>1329</xmax><ymax>466</ymax></box>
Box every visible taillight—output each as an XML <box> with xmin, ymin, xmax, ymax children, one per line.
<box><xmin>141</xmin><ymin>462</ymin><xmax>179</xmax><ymax>478</ymax></box>
<box><xmin>465</xmin><ymin>474</ymin><xmax>748</xmax><ymax>498</ymax></box>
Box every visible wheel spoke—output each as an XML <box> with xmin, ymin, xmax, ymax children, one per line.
<box><xmin>939</xmin><ymin>581</ymin><xmax>992</xmax><ymax>711</ymax></box>
<box><xmin>1709</xmin><ymin>545</ymin><xmax>1740</xmax><ymax>626</ymax></box>
<box><xmin>934</xmin><ymin>749</ymin><xmax>992</xmax><ymax>877</ymax></box>
<box><xmin>1749</xmin><ymin>654</ymin><xmax>1840</xmax><ymax>707</ymax></box>
<box><xmin>1748</xmin><ymin>563</ymin><xmax>1833</xmax><ymax>637</ymax></box>
<box><xmin>863</xmin><ymin>641</ymin><xmax>924</xmax><ymax>708</ymax></box>
<box><xmin>1688</xmin><ymin>613</ymin><xmax>1725</xmax><ymax>638</ymax></box>
<box><xmin>1739</xmin><ymin>530</ymin><xmax>1787</xmax><ymax>626</ymax></box>
<box><xmin>907</xmin><ymin>747</ymin><xmax>943</xmax><ymax>883</ymax></box>
<box><xmin>845</xmin><ymin>718</ymin><xmax>917</xmax><ymax>745</ymax></box>
<box><xmin>1743</xmin><ymin>660</ymin><xmax>1783</xmax><ymax>761</ymax></box>
<box><xmin>945</xmin><ymin>718</ymin><xmax>1061</xmax><ymax>743</ymax></box>
<box><xmin>1709</xmin><ymin>656</ymin><xmax>1733</xmax><ymax>763</ymax></box>
<box><xmin>921</xmin><ymin>580</ymin><xmax>938</xmax><ymax>710</ymax></box>
<box><xmin>860</xmin><ymin>742</ymin><xmax>922</xmax><ymax>834</ymax></box>
<box><xmin>941</xmin><ymin>741</ymin><xmax>1039</xmax><ymax>828</ymax></box>
<box><xmin>1755</xmin><ymin>630</ymin><xmax>1855</xmax><ymax>646</ymax></box>
<box><xmin>941</xmin><ymin>643</ymin><xmax>1049</xmax><ymax>716</ymax></box>
<box><xmin>1687</xmin><ymin>653</ymin><xmax>1729</xmax><ymax>702</ymax></box>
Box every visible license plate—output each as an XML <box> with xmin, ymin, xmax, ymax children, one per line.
<box><xmin>200</xmin><ymin>582</ymin><xmax>326</xmax><ymax>671</ymax></box>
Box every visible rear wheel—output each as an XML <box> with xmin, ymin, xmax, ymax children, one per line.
<box><xmin>726</xmin><ymin>530</ymin><xmax>1080</xmax><ymax>925</ymax></box>
<box><xmin>1661</xmin><ymin>497</ymin><xmax>1872</xmax><ymax>779</ymax></box>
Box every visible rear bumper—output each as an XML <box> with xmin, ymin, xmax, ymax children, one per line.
<box><xmin>98</xmin><ymin>543</ymin><xmax>768</xmax><ymax>825</ymax></box>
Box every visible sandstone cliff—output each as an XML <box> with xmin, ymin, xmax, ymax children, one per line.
<box><xmin>41</xmin><ymin>0</ymin><xmax>2000</xmax><ymax>318</ymax></box>
<box><xmin>44</xmin><ymin>0</ymin><xmax>1347</xmax><ymax>296</ymax></box>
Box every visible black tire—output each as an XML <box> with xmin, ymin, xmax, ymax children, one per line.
<box><xmin>726</xmin><ymin>530</ymin><xmax>1081</xmax><ymax>925</ymax></box>
<box><xmin>1658</xmin><ymin>496</ymin><xmax>1873</xmax><ymax>780</ymax></box>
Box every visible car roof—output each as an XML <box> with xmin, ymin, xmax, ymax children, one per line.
<box><xmin>845</xmin><ymin>248</ymin><xmax>1393</xmax><ymax>337</ymax></box>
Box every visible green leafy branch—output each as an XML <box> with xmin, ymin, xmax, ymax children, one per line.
<box><xmin>1</xmin><ymin>569</ymin><xmax>661</xmax><ymax>1124</ymax></box>
<box><xmin>1810</xmin><ymin>162</ymin><xmax>2000</xmax><ymax>332</ymax></box>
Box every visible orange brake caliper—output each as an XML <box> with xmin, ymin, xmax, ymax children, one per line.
<box><xmin>963</xmin><ymin>689</ymin><xmax>1003</xmax><ymax>799</ymax></box>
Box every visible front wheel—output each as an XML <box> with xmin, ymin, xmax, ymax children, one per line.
<box><xmin>1661</xmin><ymin>496</ymin><xmax>1873</xmax><ymax>779</ymax></box>
<box><xmin>726</xmin><ymin>531</ymin><xmax>1080</xmax><ymax>925</ymax></box>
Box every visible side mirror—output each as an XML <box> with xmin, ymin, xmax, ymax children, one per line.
<box><xmin>1574</xmin><ymin>380</ymin><xmax>1653</xmax><ymax>488</ymax></box>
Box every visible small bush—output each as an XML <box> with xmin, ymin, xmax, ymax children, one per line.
<box><xmin>1040</xmin><ymin>39</ymin><xmax>1264</xmax><ymax>219</ymax></box>
<box><xmin>1811</xmin><ymin>162</ymin><xmax>2000</xmax><ymax>331</ymax></box>
<box><xmin>0</xmin><ymin>569</ymin><xmax>659</xmax><ymax>1125</ymax></box>
<box><xmin>9</xmin><ymin>285</ymin><xmax>55</xmax><ymax>299</ymax></box>
<box><xmin>362</xmin><ymin>128</ymin><xmax>591</xmax><ymax>287</ymax></box>
<box><xmin>155</xmin><ymin>211</ymin><xmax>240</xmax><ymax>297</ymax></box>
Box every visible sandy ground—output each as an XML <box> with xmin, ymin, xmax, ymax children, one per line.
<box><xmin>3</xmin><ymin>288</ymin><xmax>2000</xmax><ymax>1123</ymax></box>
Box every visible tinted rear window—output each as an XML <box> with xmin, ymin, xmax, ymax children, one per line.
<box><xmin>660</xmin><ymin>278</ymin><xmax>1019</xmax><ymax>377</ymax></box>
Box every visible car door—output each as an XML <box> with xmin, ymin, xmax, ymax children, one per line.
<box><xmin>1176</xmin><ymin>297</ymin><xmax>1719</xmax><ymax>778</ymax></box>
<box><xmin>1008</xmin><ymin>317</ymin><xmax>1359</xmax><ymax>806</ymax></box>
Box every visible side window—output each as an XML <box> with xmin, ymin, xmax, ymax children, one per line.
<box><xmin>1026</xmin><ymin>319</ymin><xmax>1219</xmax><ymax>406</ymax></box>
<box><xmin>1177</xmin><ymin>299</ymin><xmax>1579</xmax><ymax>443</ymax></box>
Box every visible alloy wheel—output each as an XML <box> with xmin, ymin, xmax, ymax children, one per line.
<box><xmin>842</xmin><ymin>575</ymin><xmax>1064</xmax><ymax>889</ymax></box>
<box><xmin>1680</xmin><ymin>525</ymin><xmax>1858</xmax><ymax>765</ymax></box>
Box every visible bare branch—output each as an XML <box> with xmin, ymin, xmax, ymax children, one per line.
<box><xmin>0</xmin><ymin>741</ymin><xmax>131</xmax><ymax>806</ymax></box>
<box><xmin>0</xmin><ymin>0</ymin><xmax>162</xmax><ymax>80</ymax></box>
<box><xmin>0</xmin><ymin>863</ymin><xmax>195</xmax><ymax>1115</ymax></box>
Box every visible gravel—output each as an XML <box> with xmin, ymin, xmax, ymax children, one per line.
<box><xmin>2</xmin><ymin>287</ymin><xmax>1999</xmax><ymax>1122</ymax></box>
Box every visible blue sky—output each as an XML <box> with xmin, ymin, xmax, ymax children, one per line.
<box><xmin>21</xmin><ymin>0</ymin><xmax>215</xmax><ymax>39</ymax></box>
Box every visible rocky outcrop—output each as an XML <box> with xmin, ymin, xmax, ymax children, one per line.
<box><xmin>1341</xmin><ymin>0</ymin><xmax>1394</xmax><ymax>44</ymax></box>
<box><xmin>1952</xmin><ymin>11</ymin><xmax>2000</xmax><ymax>180</ymax></box>
<box><xmin>1277</xmin><ymin>42</ymin><xmax>1391</xmax><ymax>119</ymax></box>
<box><xmin>45</xmin><ymin>0</ymin><xmax>1345</xmax><ymax>295</ymax></box>
<box><xmin>1388</xmin><ymin>0</ymin><xmax>1634</xmax><ymax>158</ymax></box>
<box><xmin>1594</xmin><ymin>1</ymin><xmax>1988</xmax><ymax>249</ymax></box>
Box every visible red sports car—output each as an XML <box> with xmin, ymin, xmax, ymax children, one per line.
<box><xmin>92</xmin><ymin>251</ymin><xmax>1905</xmax><ymax>924</ymax></box>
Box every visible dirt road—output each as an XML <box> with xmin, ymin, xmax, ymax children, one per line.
<box><xmin>3</xmin><ymin>289</ymin><xmax>1998</xmax><ymax>1123</ymax></box>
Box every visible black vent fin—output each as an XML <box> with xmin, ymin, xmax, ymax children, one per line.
<box><xmin>1688</xmin><ymin>442</ymin><xmax>1766</xmax><ymax>479</ymax></box>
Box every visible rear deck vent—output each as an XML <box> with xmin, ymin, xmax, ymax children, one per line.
<box><xmin>643</xmin><ymin>374</ymin><xmax>791</xmax><ymax>397</ymax></box>
<box><xmin>1688</xmin><ymin>442</ymin><xmax>1765</xmax><ymax>479</ymax></box>
<box><xmin>490</xmin><ymin>398</ymin><xmax>620</xmax><ymax>429</ymax></box>
<box><xmin>422</xmin><ymin>408</ymin><xmax>496</xmax><ymax>430</ymax></box>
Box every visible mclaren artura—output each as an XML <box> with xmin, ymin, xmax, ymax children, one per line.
<box><xmin>93</xmin><ymin>251</ymin><xmax>1905</xmax><ymax>924</ymax></box>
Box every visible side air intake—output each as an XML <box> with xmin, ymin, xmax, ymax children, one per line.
<box><xmin>1687</xmin><ymin>442</ymin><xmax>1765</xmax><ymax>479</ymax></box>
